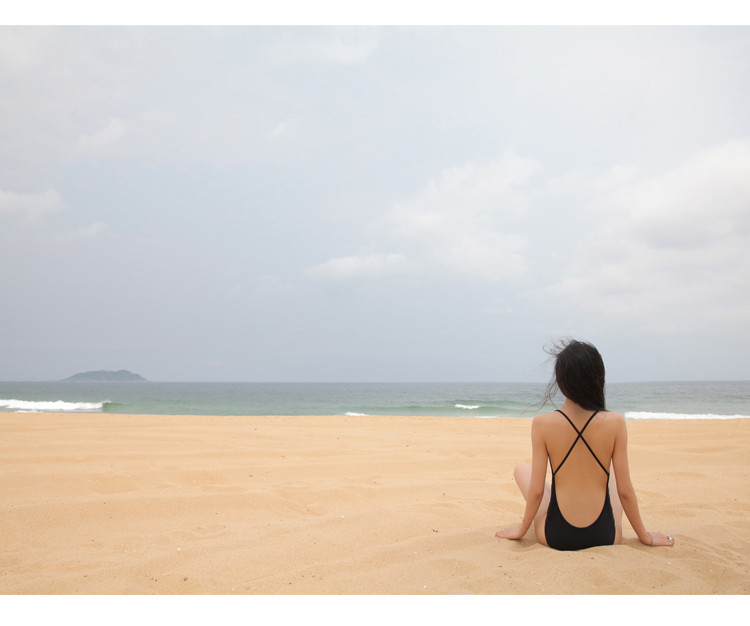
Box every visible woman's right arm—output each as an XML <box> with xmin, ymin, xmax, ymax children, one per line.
<box><xmin>611</xmin><ymin>415</ymin><xmax>674</xmax><ymax>547</ymax></box>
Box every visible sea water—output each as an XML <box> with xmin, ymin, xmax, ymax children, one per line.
<box><xmin>0</xmin><ymin>380</ymin><xmax>748</xmax><ymax>419</ymax></box>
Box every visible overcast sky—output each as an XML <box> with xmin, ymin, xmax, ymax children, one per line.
<box><xmin>1</xmin><ymin>24</ymin><xmax>749</xmax><ymax>382</ymax></box>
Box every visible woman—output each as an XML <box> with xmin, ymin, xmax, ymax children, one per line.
<box><xmin>496</xmin><ymin>339</ymin><xmax>675</xmax><ymax>550</ymax></box>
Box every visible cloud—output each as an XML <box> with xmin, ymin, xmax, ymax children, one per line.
<box><xmin>544</xmin><ymin>164</ymin><xmax>639</xmax><ymax>198</ymax></box>
<box><xmin>259</xmin><ymin>27</ymin><xmax>381</xmax><ymax>67</ymax></box>
<box><xmin>306</xmin><ymin>252</ymin><xmax>408</xmax><ymax>280</ymax></box>
<box><xmin>0</xmin><ymin>186</ymin><xmax>107</xmax><ymax>267</ymax></box>
<box><xmin>547</xmin><ymin>138</ymin><xmax>750</xmax><ymax>332</ymax></box>
<box><xmin>0</xmin><ymin>26</ymin><xmax>51</xmax><ymax>74</ymax></box>
<box><xmin>75</xmin><ymin>118</ymin><xmax>127</xmax><ymax>156</ymax></box>
<box><xmin>306</xmin><ymin>152</ymin><xmax>539</xmax><ymax>283</ymax></box>
<box><xmin>0</xmin><ymin>28</ymin><xmax>137</xmax><ymax>181</ymax></box>
<box><xmin>0</xmin><ymin>188</ymin><xmax>62</xmax><ymax>219</ymax></box>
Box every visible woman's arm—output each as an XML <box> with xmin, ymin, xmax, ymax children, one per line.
<box><xmin>612</xmin><ymin>415</ymin><xmax>674</xmax><ymax>547</ymax></box>
<box><xmin>496</xmin><ymin>416</ymin><xmax>548</xmax><ymax>539</ymax></box>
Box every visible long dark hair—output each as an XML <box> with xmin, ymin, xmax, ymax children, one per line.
<box><xmin>543</xmin><ymin>339</ymin><xmax>607</xmax><ymax>411</ymax></box>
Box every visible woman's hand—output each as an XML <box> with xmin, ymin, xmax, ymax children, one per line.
<box><xmin>495</xmin><ymin>524</ymin><xmax>527</xmax><ymax>540</ymax></box>
<box><xmin>644</xmin><ymin>531</ymin><xmax>675</xmax><ymax>547</ymax></box>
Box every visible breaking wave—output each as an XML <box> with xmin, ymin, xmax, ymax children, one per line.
<box><xmin>0</xmin><ymin>398</ymin><xmax>111</xmax><ymax>413</ymax></box>
<box><xmin>625</xmin><ymin>411</ymin><xmax>749</xmax><ymax>420</ymax></box>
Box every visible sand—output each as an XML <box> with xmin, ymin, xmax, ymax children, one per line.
<box><xmin>1</xmin><ymin>413</ymin><xmax>748</xmax><ymax>595</ymax></box>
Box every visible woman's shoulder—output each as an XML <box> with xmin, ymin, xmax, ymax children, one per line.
<box><xmin>532</xmin><ymin>409</ymin><xmax>626</xmax><ymax>424</ymax></box>
<box><xmin>531</xmin><ymin>409</ymin><xmax>623</xmax><ymax>418</ymax></box>
<box><xmin>599</xmin><ymin>410</ymin><xmax>627</xmax><ymax>434</ymax></box>
<box><xmin>532</xmin><ymin>411</ymin><xmax>558</xmax><ymax>424</ymax></box>
<box><xmin>531</xmin><ymin>411</ymin><xmax>563</xmax><ymax>430</ymax></box>
<box><xmin>601</xmin><ymin>410</ymin><xmax>626</xmax><ymax>424</ymax></box>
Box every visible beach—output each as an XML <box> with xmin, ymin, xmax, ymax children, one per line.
<box><xmin>1</xmin><ymin>413</ymin><xmax>748</xmax><ymax>595</ymax></box>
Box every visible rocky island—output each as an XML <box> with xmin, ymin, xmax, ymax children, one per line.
<box><xmin>63</xmin><ymin>370</ymin><xmax>147</xmax><ymax>382</ymax></box>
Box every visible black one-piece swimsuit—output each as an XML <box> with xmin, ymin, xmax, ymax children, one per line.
<box><xmin>544</xmin><ymin>409</ymin><xmax>616</xmax><ymax>551</ymax></box>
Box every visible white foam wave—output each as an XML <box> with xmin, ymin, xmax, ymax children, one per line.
<box><xmin>345</xmin><ymin>412</ymin><xmax>368</xmax><ymax>416</ymax></box>
<box><xmin>625</xmin><ymin>411</ymin><xmax>749</xmax><ymax>420</ymax></box>
<box><xmin>455</xmin><ymin>404</ymin><xmax>480</xmax><ymax>410</ymax></box>
<box><xmin>0</xmin><ymin>398</ymin><xmax>109</xmax><ymax>412</ymax></box>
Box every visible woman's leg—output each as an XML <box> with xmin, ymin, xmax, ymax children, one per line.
<box><xmin>608</xmin><ymin>463</ymin><xmax>624</xmax><ymax>544</ymax></box>
<box><xmin>512</xmin><ymin>462</ymin><xmax>551</xmax><ymax>545</ymax></box>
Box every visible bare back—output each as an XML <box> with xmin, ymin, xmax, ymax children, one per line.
<box><xmin>539</xmin><ymin>408</ymin><xmax>619</xmax><ymax>527</ymax></box>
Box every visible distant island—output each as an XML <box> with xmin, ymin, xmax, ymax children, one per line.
<box><xmin>63</xmin><ymin>370</ymin><xmax>147</xmax><ymax>382</ymax></box>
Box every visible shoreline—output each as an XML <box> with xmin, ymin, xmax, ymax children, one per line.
<box><xmin>1</xmin><ymin>413</ymin><xmax>749</xmax><ymax>594</ymax></box>
<box><xmin>3</xmin><ymin>379</ymin><xmax>747</xmax><ymax>421</ymax></box>
<box><xmin>3</xmin><ymin>411</ymin><xmax>749</xmax><ymax>420</ymax></box>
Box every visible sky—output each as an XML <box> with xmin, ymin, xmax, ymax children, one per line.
<box><xmin>2</xmin><ymin>20</ymin><xmax>750</xmax><ymax>383</ymax></box>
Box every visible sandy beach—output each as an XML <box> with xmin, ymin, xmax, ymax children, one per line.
<box><xmin>1</xmin><ymin>413</ymin><xmax>748</xmax><ymax>595</ymax></box>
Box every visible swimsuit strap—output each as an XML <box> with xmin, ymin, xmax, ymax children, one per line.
<box><xmin>551</xmin><ymin>409</ymin><xmax>609</xmax><ymax>477</ymax></box>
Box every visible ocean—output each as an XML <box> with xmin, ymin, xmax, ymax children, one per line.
<box><xmin>0</xmin><ymin>380</ymin><xmax>748</xmax><ymax>419</ymax></box>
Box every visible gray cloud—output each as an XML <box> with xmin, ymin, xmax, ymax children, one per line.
<box><xmin>1</xmin><ymin>26</ymin><xmax>749</xmax><ymax>381</ymax></box>
<box><xmin>547</xmin><ymin>139</ymin><xmax>750</xmax><ymax>333</ymax></box>
<box><xmin>307</xmin><ymin>153</ymin><xmax>537</xmax><ymax>283</ymax></box>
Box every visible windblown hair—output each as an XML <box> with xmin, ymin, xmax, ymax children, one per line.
<box><xmin>543</xmin><ymin>339</ymin><xmax>607</xmax><ymax>411</ymax></box>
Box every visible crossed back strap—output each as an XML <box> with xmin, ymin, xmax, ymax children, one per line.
<box><xmin>551</xmin><ymin>409</ymin><xmax>609</xmax><ymax>477</ymax></box>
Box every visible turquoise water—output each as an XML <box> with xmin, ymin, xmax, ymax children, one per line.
<box><xmin>1</xmin><ymin>380</ymin><xmax>748</xmax><ymax>419</ymax></box>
